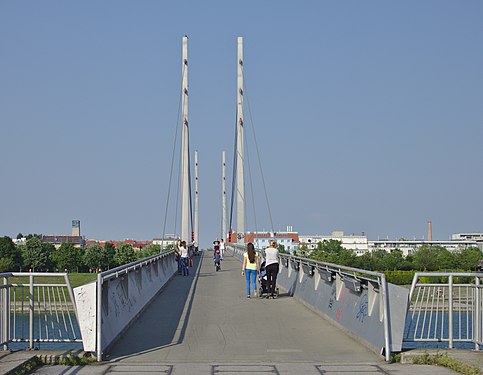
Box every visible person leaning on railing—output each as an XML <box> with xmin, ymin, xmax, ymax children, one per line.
<box><xmin>175</xmin><ymin>240</ymin><xmax>182</xmax><ymax>275</ymax></box>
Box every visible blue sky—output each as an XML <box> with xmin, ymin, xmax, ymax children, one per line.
<box><xmin>1</xmin><ymin>1</ymin><xmax>482</xmax><ymax>247</ymax></box>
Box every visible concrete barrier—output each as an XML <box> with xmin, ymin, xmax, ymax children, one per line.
<box><xmin>74</xmin><ymin>251</ymin><xmax>178</xmax><ymax>355</ymax></box>
<box><xmin>228</xmin><ymin>245</ymin><xmax>408</xmax><ymax>357</ymax></box>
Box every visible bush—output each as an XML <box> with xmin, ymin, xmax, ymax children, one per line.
<box><xmin>384</xmin><ymin>270</ymin><xmax>415</xmax><ymax>285</ymax></box>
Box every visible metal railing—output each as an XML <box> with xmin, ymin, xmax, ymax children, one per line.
<box><xmin>280</xmin><ymin>254</ymin><xmax>392</xmax><ymax>361</ymax></box>
<box><xmin>96</xmin><ymin>249</ymin><xmax>176</xmax><ymax>361</ymax></box>
<box><xmin>228</xmin><ymin>244</ymin><xmax>393</xmax><ymax>361</ymax></box>
<box><xmin>404</xmin><ymin>272</ymin><xmax>482</xmax><ymax>350</ymax></box>
<box><xmin>0</xmin><ymin>272</ymin><xmax>81</xmax><ymax>350</ymax></box>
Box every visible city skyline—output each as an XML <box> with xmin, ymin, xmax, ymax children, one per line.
<box><xmin>1</xmin><ymin>1</ymin><xmax>482</xmax><ymax>248</ymax></box>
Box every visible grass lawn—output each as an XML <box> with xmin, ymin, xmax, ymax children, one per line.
<box><xmin>6</xmin><ymin>273</ymin><xmax>98</xmax><ymax>289</ymax></box>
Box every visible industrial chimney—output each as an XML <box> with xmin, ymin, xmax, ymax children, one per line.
<box><xmin>427</xmin><ymin>221</ymin><xmax>432</xmax><ymax>242</ymax></box>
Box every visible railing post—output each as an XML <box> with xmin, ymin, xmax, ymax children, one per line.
<box><xmin>29</xmin><ymin>273</ymin><xmax>34</xmax><ymax>350</ymax></box>
<box><xmin>380</xmin><ymin>274</ymin><xmax>391</xmax><ymax>361</ymax></box>
<box><xmin>96</xmin><ymin>273</ymin><xmax>103</xmax><ymax>361</ymax></box>
<box><xmin>64</xmin><ymin>274</ymin><xmax>80</xmax><ymax>327</ymax></box>
<box><xmin>475</xmin><ymin>276</ymin><xmax>480</xmax><ymax>350</ymax></box>
<box><xmin>448</xmin><ymin>274</ymin><xmax>453</xmax><ymax>349</ymax></box>
<box><xmin>3</xmin><ymin>277</ymin><xmax>9</xmax><ymax>350</ymax></box>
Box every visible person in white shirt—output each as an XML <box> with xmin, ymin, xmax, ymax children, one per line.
<box><xmin>179</xmin><ymin>240</ymin><xmax>189</xmax><ymax>276</ymax></box>
<box><xmin>264</xmin><ymin>240</ymin><xmax>279</xmax><ymax>299</ymax></box>
<box><xmin>219</xmin><ymin>239</ymin><xmax>225</xmax><ymax>260</ymax></box>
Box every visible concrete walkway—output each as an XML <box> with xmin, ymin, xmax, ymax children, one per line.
<box><xmin>107</xmin><ymin>250</ymin><xmax>380</xmax><ymax>364</ymax></box>
<box><xmin>2</xmin><ymin>250</ymin><xmax>476</xmax><ymax>374</ymax></box>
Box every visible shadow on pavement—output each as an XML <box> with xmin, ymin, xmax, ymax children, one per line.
<box><xmin>105</xmin><ymin>252</ymin><xmax>204</xmax><ymax>361</ymax></box>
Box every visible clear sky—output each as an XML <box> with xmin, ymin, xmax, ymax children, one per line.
<box><xmin>1</xmin><ymin>1</ymin><xmax>482</xmax><ymax>248</ymax></box>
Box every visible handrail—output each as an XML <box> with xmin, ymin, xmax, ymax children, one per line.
<box><xmin>279</xmin><ymin>254</ymin><xmax>386</xmax><ymax>281</ymax></box>
<box><xmin>96</xmin><ymin>249</ymin><xmax>176</xmax><ymax>361</ymax></box>
<box><xmin>228</xmin><ymin>244</ymin><xmax>392</xmax><ymax>360</ymax></box>
<box><xmin>278</xmin><ymin>254</ymin><xmax>391</xmax><ymax>360</ymax></box>
<box><xmin>99</xmin><ymin>249</ymin><xmax>175</xmax><ymax>282</ymax></box>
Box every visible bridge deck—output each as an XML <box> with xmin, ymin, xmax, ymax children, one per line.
<box><xmin>106</xmin><ymin>251</ymin><xmax>380</xmax><ymax>364</ymax></box>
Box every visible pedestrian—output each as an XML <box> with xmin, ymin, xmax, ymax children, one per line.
<box><xmin>242</xmin><ymin>242</ymin><xmax>259</xmax><ymax>298</ymax></box>
<box><xmin>265</xmin><ymin>240</ymin><xmax>279</xmax><ymax>299</ymax></box>
<box><xmin>213</xmin><ymin>248</ymin><xmax>221</xmax><ymax>271</ymax></box>
<box><xmin>175</xmin><ymin>239</ymin><xmax>182</xmax><ymax>275</ymax></box>
<box><xmin>179</xmin><ymin>240</ymin><xmax>189</xmax><ymax>276</ymax></box>
<box><xmin>219</xmin><ymin>239</ymin><xmax>225</xmax><ymax>260</ymax></box>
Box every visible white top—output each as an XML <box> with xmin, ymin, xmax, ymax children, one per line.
<box><xmin>180</xmin><ymin>246</ymin><xmax>188</xmax><ymax>258</ymax></box>
<box><xmin>220</xmin><ymin>242</ymin><xmax>225</xmax><ymax>250</ymax></box>
<box><xmin>264</xmin><ymin>247</ymin><xmax>279</xmax><ymax>266</ymax></box>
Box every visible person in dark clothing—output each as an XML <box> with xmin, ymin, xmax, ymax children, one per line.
<box><xmin>264</xmin><ymin>240</ymin><xmax>280</xmax><ymax>299</ymax></box>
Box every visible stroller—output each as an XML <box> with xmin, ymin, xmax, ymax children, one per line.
<box><xmin>258</xmin><ymin>259</ymin><xmax>279</xmax><ymax>298</ymax></box>
<box><xmin>213</xmin><ymin>249</ymin><xmax>221</xmax><ymax>272</ymax></box>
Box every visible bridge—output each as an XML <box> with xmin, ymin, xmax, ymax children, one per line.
<box><xmin>1</xmin><ymin>246</ymin><xmax>481</xmax><ymax>374</ymax></box>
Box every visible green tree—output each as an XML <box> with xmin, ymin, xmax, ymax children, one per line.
<box><xmin>310</xmin><ymin>239</ymin><xmax>343</xmax><ymax>261</ymax></box>
<box><xmin>332</xmin><ymin>247</ymin><xmax>357</xmax><ymax>267</ymax></box>
<box><xmin>436</xmin><ymin>247</ymin><xmax>455</xmax><ymax>271</ymax></box>
<box><xmin>277</xmin><ymin>244</ymin><xmax>287</xmax><ymax>254</ymax></box>
<box><xmin>412</xmin><ymin>245</ymin><xmax>439</xmax><ymax>271</ymax></box>
<box><xmin>137</xmin><ymin>244</ymin><xmax>161</xmax><ymax>259</ymax></box>
<box><xmin>382</xmin><ymin>249</ymin><xmax>405</xmax><ymax>271</ymax></box>
<box><xmin>23</xmin><ymin>237</ymin><xmax>50</xmax><ymax>271</ymax></box>
<box><xmin>354</xmin><ymin>252</ymin><xmax>375</xmax><ymax>271</ymax></box>
<box><xmin>114</xmin><ymin>243</ymin><xmax>136</xmax><ymax>266</ymax></box>
<box><xmin>0</xmin><ymin>236</ymin><xmax>22</xmax><ymax>271</ymax></box>
<box><xmin>309</xmin><ymin>240</ymin><xmax>357</xmax><ymax>267</ymax></box>
<box><xmin>320</xmin><ymin>239</ymin><xmax>343</xmax><ymax>254</ymax></box>
<box><xmin>101</xmin><ymin>242</ymin><xmax>117</xmax><ymax>270</ymax></box>
<box><xmin>367</xmin><ymin>249</ymin><xmax>388</xmax><ymax>270</ymax></box>
<box><xmin>83</xmin><ymin>243</ymin><xmax>103</xmax><ymax>272</ymax></box>
<box><xmin>52</xmin><ymin>243</ymin><xmax>83</xmax><ymax>272</ymax></box>
<box><xmin>456</xmin><ymin>247</ymin><xmax>483</xmax><ymax>271</ymax></box>
<box><xmin>0</xmin><ymin>257</ymin><xmax>15</xmax><ymax>273</ymax></box>
<box><xmin>16</xmin><ymin>233</ymin><xmax>24</xmax><ymax>240</ymax></box>
<box><xmin>42</xmin><ymin>242</ymin><xmax>55</xmax><ymax>271</ymax></box>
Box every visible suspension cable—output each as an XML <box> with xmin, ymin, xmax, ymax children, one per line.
<box><xmin>228</xmin><ymin>112</ymin><xmax>238</xmax><ymax>239</ymax></box>
<box><xmin>174</xmin><ymin>142</ymin><xmax>181</xmax><ymax>238</ymax></box>
<box><xmin>187</xmin><ymin>127</ymin><xmax>194</xmax><ymax>243</ymax></box>
<box><xmin>244</xmin><ymin>130</ymin><xmax>258</xmax><ymax>236</ymax></box>
<box><xmin>161</xmin><ymin>64</ymin><xmax>185</xmax><ymax>250</ymax></box>
<box><xmin>242</xmin><ymin>64</ymin><xmax>275</xmax><ymax>233</ymax></box>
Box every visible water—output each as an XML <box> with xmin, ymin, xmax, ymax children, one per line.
<box><xmin>403</xmin><ymin>311</ymin><xmax>478</xmax><ymax>350</ymax></box>
<box><xmin>6</xmin><ymin>312</ymin><xmax>83</xmax><ymax>351</ymax></box>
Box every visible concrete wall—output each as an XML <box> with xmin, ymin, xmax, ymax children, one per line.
<box><xmin>74</xmin><ymin>251</ymin><xmax>178</xmax><ymax>353</ymax></box>
<box><xmin>228</xmin><ymin>245</ymin><xmax>408</xmax><ymax>355</ymax></box>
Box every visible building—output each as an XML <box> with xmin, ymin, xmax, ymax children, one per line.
<box><xmin>452</xmin><ymin>233</ymin><xmax>483</xmax><ymax>252</ymax></box>
<box><xmin>86</xmin><ymin>239</ymin><xmax>154</xmax><ymax>251</ymax></box>
<box><xmin>42</xmin><ymin>235</ymin><xmax>85</xmax><ymax>249</ymax></box>
<box><xmin>72</xmin><ymin>220</ymin><xmax>81</xmax><ymax>236</ymax></box>
<box><xmin>451</xmin><ymin>233</ymin><xmax>483</xmax><ymax>241</ymax></box>
<box><xmin>42</xmin><ymin>219</ymin><xmax>85</xmax><ymax>249</ymax></box>
<box><xmin>299</xmin><ymin>231</ymin><xmax>369</xmax><ymax>256</ymax></box>
<box><xmin>245</xmin><ymin>230</ymin><xmax>299</xmax><ymax>254</ymax></box>
<box><xmin>368</xmin><ymin>239</ymin><xmax>480</xmax><ymax>257</ymax></box>
<box><xmin>152</xmin><ymin>235</ymin><xmax>179</xmax><ymax>249</ymax></box>
<box><xmin>12</xmin><ymin>237</ymin><xmax>26</xmax><ymax>246</ymax></box>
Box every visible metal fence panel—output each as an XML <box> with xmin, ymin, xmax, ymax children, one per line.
<box><xmin>404</xmin><ymin>273</ymin><xmax>482</xmax><ymax>350</ymax></box>
<box><xmin>0</xmin><ymin>273</ymin><xmax>81</xmax><ymax>350</ymax></box>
